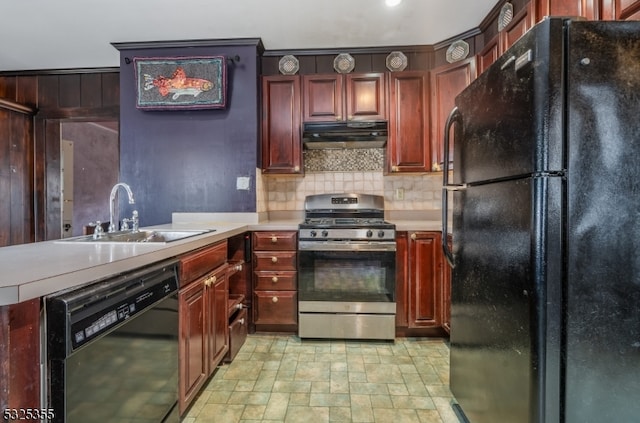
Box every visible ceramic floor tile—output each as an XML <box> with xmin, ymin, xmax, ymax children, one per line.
<box><xmin>190</xmin><ymin>335</ymin><xmax>454</xmax><ymax>423</ymax></box>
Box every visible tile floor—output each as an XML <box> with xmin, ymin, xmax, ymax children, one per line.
<box><xmin>183</xmin><ymin>335</ymin><xmax>460</xmax><ymax>423</ymax></box>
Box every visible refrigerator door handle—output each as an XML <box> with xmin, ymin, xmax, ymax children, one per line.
<box><xmin>442</xmin><ymin>106</ymin><xmax>462</xmax><ymax>268</ymax></box>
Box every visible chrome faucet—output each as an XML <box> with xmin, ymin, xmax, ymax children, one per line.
<box><xmin>108</xmin><ymin>183</ymin><xmax>135</xmax><ymax>233</ymax></box>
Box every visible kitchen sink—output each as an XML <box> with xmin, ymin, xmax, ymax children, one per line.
<box><xmin>58</xmin><ymin>229</ymin><xmax>215</xmax><ymax>244</ymax></box>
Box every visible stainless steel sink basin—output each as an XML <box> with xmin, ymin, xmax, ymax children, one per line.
<box><xmin>58</xmin><ymin>229</ymin><xmax>215</xmax><ymax>244</ymax></box>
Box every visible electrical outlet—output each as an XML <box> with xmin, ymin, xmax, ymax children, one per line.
<box><xmin>395</xmin><ymin>188</ymin><xmax>404</xmax><ymax>200</ymax></box>
<box><xmin>236</xmin><ymin>176</ymin><xmax>251</xmax><ymax>190</ymax></box>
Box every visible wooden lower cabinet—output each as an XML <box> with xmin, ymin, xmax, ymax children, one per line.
<box><xmin>0</xmin><ymin>298</ymin><xmax>41</xmax><ymax>413</ymax></box>
<box><xmin>253</xmin><ymin>290</ymin><xmax>298</xmax><ymax>326</ymax></box>
<box><xmin>396</xmin><ymin>231</ymin><xmax>449</xmax><ymax>336</ymax></box>
<box><xmin>252</xmin><ymin>231</ymin><xmax>298</xmax><ymax>332</ymax></box>
<box><xmin>178</xmin><ymin>242</ymin><xmax>229</xmax><ymax>415</ymax></box>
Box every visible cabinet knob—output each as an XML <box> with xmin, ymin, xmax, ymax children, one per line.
<box><xmin>239</xmin><ymin>318</ymin><xmax>245</xmax><ymax>325</ymax></box>
<box><xmin>271</xmin><ymin>256</ymin><xmax>278</xmax><ymax>263</ymax></box>
<box><xmin>237</xmin><ymin>304</ymin><xmax>243</xmax><ymax>310</ymax></box>
<box><xmin>212</xmin><ymin>275</ymin><xmax>217</xmax><ymax>284</ymax></box>
<box><xmin>294</xmin><ymin>166</ymin><xmax>300</xmax><ymax>172</ymax></box>
<box><xmin>235</xmin><ymin>264</ymin><xmax>243</xmax><ymax>272</ymax></box>
<box><xmin>335</xmin><ymin>116</ymin><xmax>342</xmax><ymax>121</ymax></box>
<box><xmin>271</xmin><ymin>236</ymin><xmax>278</xmax><ymax>243</ymax></box>
<box><xmin>204</xmin><ymin>276</ymin><xmax>211</xmax><ymax>287</ymax></box>
<box><xmin>272</xmin><ymin>296</ymin><xmax>279</xmax><ymax>303</ymax></box>
<box><xmin>410</xmin><ymin>233</ymin><xmax>417</xmax><ymax>240</ymax></box>
<box><xmin>272</xmin><ymin>276</ymin><xmax>279</xmax><ymax>283</ymax></box>
<box><xmin>432</xmin><ymin>162</ymin><xmax>442</xmax><ymax>172</ymax></box>
<box><xmin>391</xmin><ymin>165</ymin><xmax>399</xmax><ymax>172</ymax></box>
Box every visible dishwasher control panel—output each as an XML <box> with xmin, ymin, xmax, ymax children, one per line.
<box><xmin>46</xmin><ymin>260</ymin><xmax>179</xmax><ymax>358</ymax></box>
<box><xmin>69</xmin><ymin>277</ymin><xmax>177</xmax><ymax>350</ymax></box>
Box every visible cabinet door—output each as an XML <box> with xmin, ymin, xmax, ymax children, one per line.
<box><xmin>302</xmin><ymin>74</ymin><xmax>343</xmax><ymax>122</ymax></box>
<box><xmin>395</xmin><ymin>232</ymin><xmax>409</xmax><ymax>328</ymax></box>
<box><xmin>178</xmin><ymin>278</ymin><xmax>207</xmax><ymax>414</ymax></box>
<box><xmin>408</xmin><ymin>232</ymin><xmax>443</xmax><ymax>328</ymax></box>
<box><xmin>261</xmin><ymin>75</ymin><xmax>302</xmax><ymax>174</ymax></box>
<box><xmin>478</xmin><ymin>35</ymin><xmax>499</xmax><ymax>76</ymax></box>
<box><xmin>387</xmin><ymin>71</ymin><xmax>431</xmax><ymax>173</ymax></box>
<box><xmin>603</xmin><ymin>0</ymin><xmax>640</xmax><ymax>19</ymax></box>
<box><xmin>536</xmin><ymin>0</ymin><xmax>601</xmax><ymax>20</ymax></box>
<box><xmin>499</xmin><ymin>3</ymin><xmax>535</xmax><ymax>53</ymax></box>
<box><xmin>430</xmin><ymin>57</ymin><xmax>477</xmax><ymax>172</ymax></box>
<box><xmin>207</xmin><ymin>268</ymin><xmax>229</xmax><ymax>374</ymax></box>
<box><xmin>345</xmin><ymin>73</ymin><xmax>386</xmax><ymax>121</ymax></box>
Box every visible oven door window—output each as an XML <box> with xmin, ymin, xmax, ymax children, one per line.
<box><xmin>298</xmin><ymin>250</ymin><xmax>395</xmax><ymax>302</ymax></box>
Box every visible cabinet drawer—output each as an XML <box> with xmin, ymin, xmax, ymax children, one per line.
<box><xmin>227</xmin><ymin>308</ymin><xmax>248</xmax><ymax>361</ymax></box>
<box><xmin>253</xmin><ymin>251</ymin><xmax>297</xmax><ymax>271</ymax></box>
<box><xmin>180</xmin><ymin>241</ymin><xmax>228</xmax><ymax>284</ymax></box>
<box><xmin>252</xmin><ymin>231</ymin><xmax>297</xmax><ymax>251</ymax></box>
<box><xmin>254</xmin><ymin>271</ymin><xmax>297</xmax><ymax>290</ymax></box>
<box><xmin>253</xmin><ymin>291</ymin><xmax>298</xmax><ymax>325</ymax></box>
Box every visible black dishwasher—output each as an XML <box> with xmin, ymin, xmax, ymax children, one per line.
<box><xmin>46</xmin><ymin>259</ymin><xmax>180</xmax><ymax>423</ymax></box>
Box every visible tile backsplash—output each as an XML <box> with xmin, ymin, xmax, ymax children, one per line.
<box><xmin>256</xmin><ymin>169</ymin><xmax>442</xmax><ymax>213</ymax></box>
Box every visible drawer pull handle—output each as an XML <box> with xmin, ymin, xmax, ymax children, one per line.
<box><xmin>271</xmin><ymin>236</ymin><xmax>278</xmax><ymax>243</ymax></box>
<box><xmin>272</xmin><ymin>276</ymin><xmax>278</xmax><ymax>283</ymax></box>
<box><xmin>271</xmin><ymin>256</ymin><xmax>278</xmax><ymax>263</ymax></box>
<box><xmin>272</xmin><ymin>296</ymin><xmax>278</xmax><ymax>303</ymax></box>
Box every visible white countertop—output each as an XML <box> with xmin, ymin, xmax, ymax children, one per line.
<box><xmin>0</xmin><ymin>216</ymin><xmax>443</xmax><ymax>306</ymax></box>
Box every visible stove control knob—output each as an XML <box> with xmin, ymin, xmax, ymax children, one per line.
<box><xmin>377</xmin><ymin>230</ymin><xmax>386</xmax><ymax>238</ymax></box>
<box><xmin>321</xmin><ymin>230</ymin><xmax>329</xmax><ymax>238</ymax></box>
<box><xmin>366</xmin><ymin>230</ymin><xmax>373</xmax><ymax>238</ymax></box>
<box><xmin>310</xmin><ymin>230</ymin><xmax>317</xmax><ymax>238</ymax></box>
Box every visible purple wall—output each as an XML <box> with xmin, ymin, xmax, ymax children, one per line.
<box><xmin>62</xmin><ymin>122</ymin><xmax>119</xmax><ymax>235</ymax></box>
<box><xmin>117</xmin><ymin>41</ymin><xmax>262</xmax><ymax>226</ymax></box>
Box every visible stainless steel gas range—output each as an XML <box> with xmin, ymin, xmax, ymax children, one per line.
<box><xmin>297</xmin><ymin>193</ymin><xmax>396</xmax><ymax>340</ymax></box>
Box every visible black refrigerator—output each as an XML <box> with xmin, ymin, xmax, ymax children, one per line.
<box><xmin>442</xmin><ymin>18</ymin><xmax>640</xmax><ymax>423</ymax></box>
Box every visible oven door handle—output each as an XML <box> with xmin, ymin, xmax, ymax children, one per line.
<box><xmin>298</xmin><ymin>241</ymin><xmax>397</xmax><ymax>252</ymax></box>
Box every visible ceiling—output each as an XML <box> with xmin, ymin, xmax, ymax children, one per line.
<box><xmin>1</xmin><ymin>0</ymin><xmax>498</xmax><ymax>72</ymax></box>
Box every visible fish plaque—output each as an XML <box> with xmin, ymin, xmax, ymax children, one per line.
<box><xmin>133</xmin><ymin>56</ymin><xmax>227</xmax><ymax>110</ymax></box>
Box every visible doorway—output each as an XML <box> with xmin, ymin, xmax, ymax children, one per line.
<box><xmin>60</xmin><ymin>121</ymin><xmax>119</xmax><ymax>237</ymax></box>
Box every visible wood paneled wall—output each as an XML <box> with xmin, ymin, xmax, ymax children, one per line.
<box><xmin>0</xmin><ymin>100</ymin><xmax>35</xmax><ymax>246</ymax></box>
<box><xmin>0</xmin><ymin>70</ymin><xmax>119</xmax><ymax>242</ymax></box>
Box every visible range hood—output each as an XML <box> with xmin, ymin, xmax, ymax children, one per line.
<box><xmin>302</xmin><ymin>120</ymin><xmax>388</xmax><ymax>149</ymax></box>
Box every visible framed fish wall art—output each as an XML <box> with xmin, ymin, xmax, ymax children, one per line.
<box><xmin>133</xmin><ymin>56</ymin><xmax>227</xmax><ymax>110</ymax></box>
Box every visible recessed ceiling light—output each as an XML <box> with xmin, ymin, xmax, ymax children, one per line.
<box><xmin>386</xmin><ymin>0</ymin><xmax>402</xmax><ymax>6</ymax></box>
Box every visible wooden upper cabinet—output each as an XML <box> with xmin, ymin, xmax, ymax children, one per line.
<box><xmin>430</xmin><ymin>57</ymin><xmax>477</xmax><ymax>172</ymax></box>
<box><xmin>535</xmin><ymin>0</ymin><xmax>602</xmax><ymax>20</ymax></box>
<box><xmin>500</xmin><ymin>2</ymin><xmax>536</xmax><ymax>53</ymax></box>
<box><xmin>601</xmin><ymin>0</ymin><xmax>640</xmax><ymax>19</ymax></box>
<box><xmin>387</xmin><ymin>71</ymin><xmax>431</xmax><ymax>173</ymax></box>
<box><xmin>478</xmin><ymin>35</ymin><xmax>499</xmax><ymax>76</ymax></box>
<box><xmin>345</xmin><ymin>73</ymin><xmax>386</xmax><ymax>121</ymax></box>
<box><xmin>302</xmin><ymin>74</ymin><xmax>343</xmax><ymax>121</ymax></box>
<box><xmin>261</xmin><ymin>75</ymin><xmax>302</xmax><ymax>174</ymax></box>
<box><xmin>302</xmin><ymin>73</ymin><xmax>386</xmax><ymax>122</ymax></box>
